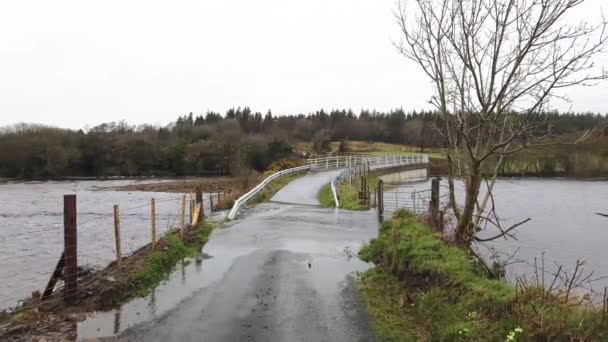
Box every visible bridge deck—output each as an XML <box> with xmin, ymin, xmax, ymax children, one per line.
<box><xmin>271</xmin><ymin>169</ymin><xmax>343</xmax><ymax>205</ymax></box>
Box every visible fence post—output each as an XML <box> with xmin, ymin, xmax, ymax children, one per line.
<box><xmin>113</xmin><ymin>205</ymin><xmax>121</xmax><ymax>268</ymax></box>
<box><xmin>180</xmin><ymin>195</ymin><xmax>186</xmax><ymax>235</ymax></box>
<box><xmin>377</xmin><ymin>180</ymin><xmax>384</xmax><ymax>215</ymax></box>
<box><xmin>63</xmin><ymin>195</ymin><xmax>77</xmax><ymax>303</ymax></box>
<box><xmin>151</xmin><ymin>198</ymin><xmax>157</xmax><ymax>247</ymax></box>
<box><xmin>196</xmin><ymin>188</ymin><xmax>203</xmax><ymax>206</ymax></box>
<box><xmin>209</xmin><ymin>194</ymin><xmax>214</xmax><ymax>212</ymax></box>
<box><xmin>430</xmin><ymin>177</ymin><xmax>441</xmax><ymax>231</ymax></box>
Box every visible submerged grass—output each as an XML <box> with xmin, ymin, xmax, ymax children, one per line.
<box><xmin>358</xmin><ymin>210</ymin><xmax>608</xmax><ymax>341</ymax></box>
<box><xmin>129</xmin><ymin>222</ymin><xmax>214</xmax><ymax>296</ymax></box>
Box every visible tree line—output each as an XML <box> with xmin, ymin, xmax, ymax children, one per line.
<box><xmin>0</xmin><ymin>108</ymin><xmax>605</xmax><ymax>179</ymax></box>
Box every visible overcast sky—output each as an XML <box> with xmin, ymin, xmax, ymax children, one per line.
<box><xmin>1</xmin><ymin>0</ymin><xmax>607</xmax><ymax>129</ymax></box>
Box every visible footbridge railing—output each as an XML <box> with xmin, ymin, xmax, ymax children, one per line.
<box><xmin>227</xmin><ymin>165</ymin><xmax>311</xmax><ymax>220</ymax></box>
<box><xmin>308</xmin><ymin>154</ymin><xmax>428</xmax><ymax>170</ymax></box>
<box><xmin>329</xmin><ymin>154</ymin><xmax>429</xmax><ymax>207</ymax></box>
<box><xmin>228</xmin><ymin>154</ymin><xmax>429</xmax><ymax>220</ymax></box>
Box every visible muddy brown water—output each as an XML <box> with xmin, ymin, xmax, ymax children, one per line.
<box><xmin>384</xmin><ymin>178</ymin><xmax>608</xmax><ymax>294</ymax></box>
<box><xmin>0</xmin><ymin>180</ymin><xmax>218</xmax><ymax>310</ymax></box>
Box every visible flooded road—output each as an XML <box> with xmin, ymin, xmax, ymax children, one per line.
<box><xmin>0</xmin><ymin>180</ymin><xmax>216</xmax><ymax>310</ymax></box>
<box><xmin>78</xmin><ymin>171</ymin><xmax>378</xmax><ymax>341</ymax></box>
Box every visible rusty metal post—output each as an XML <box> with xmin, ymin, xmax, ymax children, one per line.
<box><xmin>63</xmin><ymin>194</ymin><xmax>78</xmax><ymax>303</ymax></box>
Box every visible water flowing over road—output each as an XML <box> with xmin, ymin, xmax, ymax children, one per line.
<box><xmin>79</xmin><ymin>170</ymin><xmax>379</xmax><ymax>341</ymax></box>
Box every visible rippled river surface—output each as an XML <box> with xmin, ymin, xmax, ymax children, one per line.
<box><xmin>384</xmin><ymin>178</ymin><xmax>608</xmax><ymax>294</ymax></box>
<box><xmin>0</xmin><ymin>180</ymin><xmax>212</xmax><ymax>310</ymax></box>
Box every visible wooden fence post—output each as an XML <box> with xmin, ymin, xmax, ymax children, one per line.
<box><xmin>113</xmin><ymin>205</ymin><xmax>121</xmax><ymax>268</ymax></box>
<box><xmin>196</xmin><ymin>188</ymin><xmax>203</xmax><ymax>205</ymax></box>
<box><xmin>64</xmin><ymin>194</ymin><xmax>78</xmax><ymax>303</ymax></box>
<box><xmin>180</xmin><ymin>195</ymin><xmax>186</xmax><ymax>235</ymax></box>
<box><xmin>430</xmin><ymin>177</ymin><xmax>441</xmax><ymax>231</ymax></box>
<box><xmin>209</xmin><ymin>194</ymin><xmax>214</xmax><ymax>212</ymax></box>
<box><xmin>377</xmin><ymin>179</ymin><xmax>384</xmax><ymax>215</ymax></box>
<box><xmin>42</xmin><ymin>252</ymin><xmax>65</xmax><ymax>299</ymax></box>
<box><xmin>151</xmin><ymin>198</ymin><xmax>157</xmax><ymax>247</ymax></box>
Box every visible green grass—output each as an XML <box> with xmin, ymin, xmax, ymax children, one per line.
<box><xmin>358</xmin><ymin>210</ymin><xmax>608</xmax><ymax>341</ymax></box>
<box><xmin>318</xmin><ymin>176</ymin><xmax>378</xmax><ymax>211</ymax></box>
<box><xmin>318</xmin><ymin>183</ymin><xmax>335</xmax><ymax>208</ymax></box>
<box><xmin>296</xmin><ymin>141</ymin><xmax>445</xmax><ymax>159</ymax></box>
<box><xmin>249</xmin><ymin>172</ymin><xmax>305</xmax><ymax>205</ymax></box>
<box><xmin>129</xmin><ymin>223</ymin><xmax>214</xmax><ymax>295</ymax></box>
<box><xmin>356</xmin><ymin>269</ymin><xmax>429</xmax><ymax>341</ymax></box>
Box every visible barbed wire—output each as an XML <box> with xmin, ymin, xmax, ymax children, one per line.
<box><xmin>0</xmin><ymin>195</ymin><xmax>187</xmax><ymax>313</ymax></box>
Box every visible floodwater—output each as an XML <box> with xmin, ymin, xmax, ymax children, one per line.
<box><xmin>384</xmin><ymin>178</ymin><xmax>608</xmax><ymax>293</ymax></box>
<box><xmin>0</xmin><ymin>180</ymin><xmax>216</xmax><ymax>310</ymax></box>
<box><xmin>78</xmin><ymin>170</ymin><xmax>377</xmax><ymax>341</ymax></box>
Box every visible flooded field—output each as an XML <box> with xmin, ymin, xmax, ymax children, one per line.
<box><xmin>384</xmin><ymin>178</ymin><xmax>608</xmax><ymax>294</ymax></box>
<box><xmin>0</xmin><ymin>180</ymin><xmax>216</xmax><ymax>310</ymax></box>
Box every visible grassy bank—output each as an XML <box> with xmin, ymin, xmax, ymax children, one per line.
<box><xmin>318</xmin><ymin>175</ymin><xmax>378</xmax><ymax>211</ymax></box>
<box><xmin>358</xmin><ymin>210</ymin><xmax>608</xmax><ymax>341</ymax></box>
<box><xmin>129</xmin><ymin>222</ymin><xmax>214</xmax><ymax>296</ymax></box>
<box><xmin>296</xmin><ymin>141</ymin><xmax>445</xmax><ymax>159</ymax></box>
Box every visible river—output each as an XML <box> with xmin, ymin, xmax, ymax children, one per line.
<box><xmin>0</xmin><ymin>180</ymin><xmax>215</xmax><ymax>310</ymax></box>
<box><xmin>2</xmin><ymin>178</ymin><xmax>607</xmax><ymax>310</ymax></box>
<box><xmin>383</xmin><ymin>177</ymin><xmax>608</xmax><ymax>295</ymax></box>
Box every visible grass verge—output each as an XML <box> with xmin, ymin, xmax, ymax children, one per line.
<box><xmin>358</xmin><ymin>210</ymin><xmax>608</xmax><ymax>341</ymax></box>
<box><xmin>318</xmin><ymin>176</ymin><xmax>378</xmax><ymax>211</ymax></box>
<box><xmin>357</xmin><ymin>269</ymin><xmax>429</xmax><ymax>341</ymax></box>
<box><xmin>318</xmin><ymin>183</ymin><xmax>335</xmax><ymax>208</ymax></box>
<box><xmin>128</xmin><ymin>222</ymin><xmax>214</xmax><ymax>296</ymax></box>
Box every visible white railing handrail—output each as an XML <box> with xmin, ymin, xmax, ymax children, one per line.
<box><xmin>227</xmin><ymin>154</ymin><xmax>430</xmax><ymax>220</ymax></box>
<box><xmin>227</xmin><ymin>165</ymin><xmax>311</xmax><ymax>220</ymax></box>
<box><xmin>328</xmin><ymin>154</ymin><xmax>429</xmax><ymax>207</ymax></box>
<box><xmin>331</xmin><ymin>177</ymin><xmax>340</xmax><ymax>207</ymax></box>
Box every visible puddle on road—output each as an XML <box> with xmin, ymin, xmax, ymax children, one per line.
<box><xmin>77</xmin><ymin>246</ymin><xmax>246</xmax><ymax>340</ymax></box>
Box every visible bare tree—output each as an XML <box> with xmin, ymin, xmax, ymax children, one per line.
<box><xmin>395</xmin><ymin>0</ymin><xmax>608</xmax><ymax>245</ymax></box>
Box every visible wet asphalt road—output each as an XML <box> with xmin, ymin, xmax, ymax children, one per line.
<box><xmin>119</xmin><ymin>170</ymin><xmax>379</xmax><ymax>342</ymax></box>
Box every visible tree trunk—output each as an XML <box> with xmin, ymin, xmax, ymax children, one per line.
<box><xmin>455</xmin><ymin>167</ymin><xmax>482</xmax><ymax>245</ymax></box>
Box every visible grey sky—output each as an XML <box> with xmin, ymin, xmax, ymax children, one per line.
<box><xmin>1</xmin><ymin>0</ymin><xmax>607</xmax><ymax>129</ymax></box>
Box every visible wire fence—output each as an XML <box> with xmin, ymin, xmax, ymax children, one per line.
<box><xmin>382</xmin><ymin>184</ymin><xmax>450</xmax><ymax>215</ymax></box>
<box><xmin>0</xmin><ymin>190</ymin><xmax>227</xmax><ymax>313</ymax></box>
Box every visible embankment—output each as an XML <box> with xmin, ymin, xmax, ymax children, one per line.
<box><xmin>357</xmin><ymin>210</ymin><xmax>608</xmax><ymax>341</ymax></box>
<box><xmin>0</xmin><ymin>221</ymin><xmax>217</xmax><ymax>341</ymax></box>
